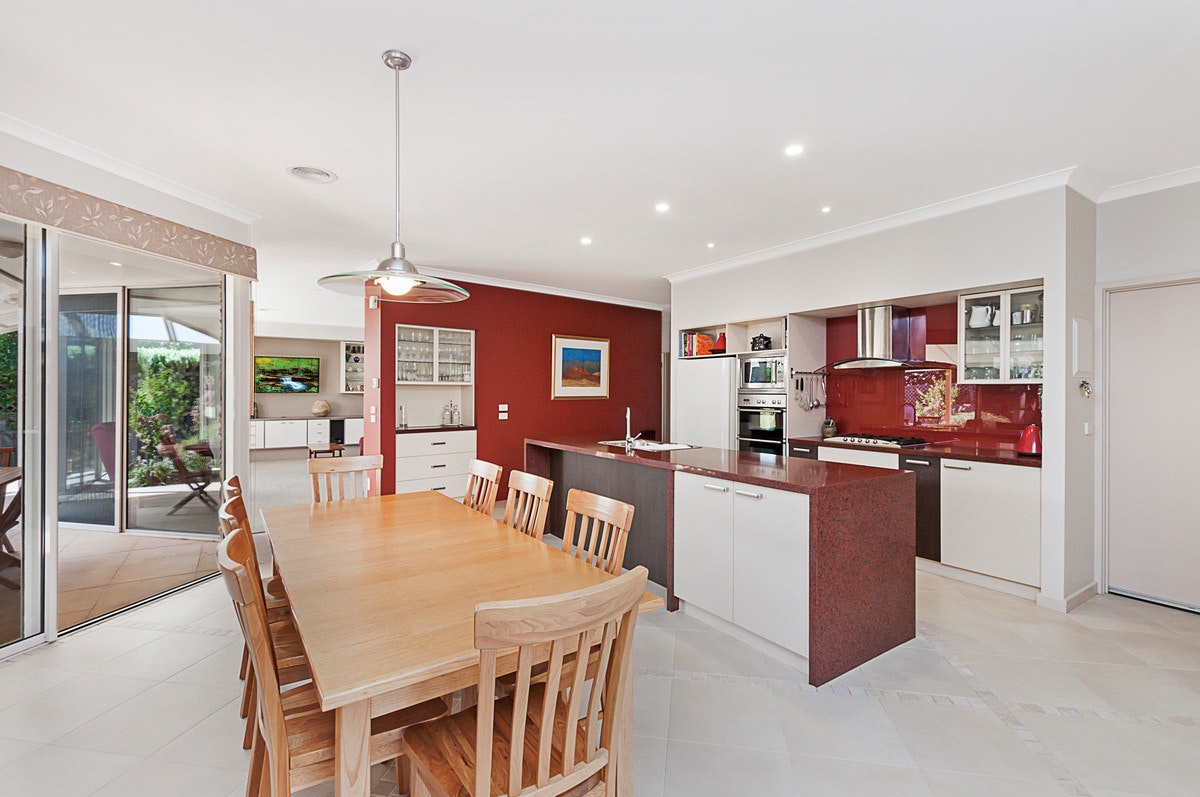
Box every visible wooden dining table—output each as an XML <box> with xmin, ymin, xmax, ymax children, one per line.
<box><xmin>261</xmin><ymin>489</ymin><xmax>662</xmax><ymax>797</ymax></box>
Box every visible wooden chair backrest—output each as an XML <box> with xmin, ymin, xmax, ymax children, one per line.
<box><xmin>216</xmin><ymin>527</ymin><xmax>291</xmax><ymax>792</ymax></box>
<box><xmin>473</xmin><ymin>566</ymin><xmax>647</xmax><ymax>797</ymax></box>
<box><xmin>222</xmin><ymin>474</ymin><xmax>242</xmax><ymax>500</ymax></box>
<box><xmin>0</xmin><ymin>446</ymin><xmax>14</xmax><ymax>467</ymax></box>
<box><xmin>561</xmin><ymin>489</ymin><xmax>635</xmax><ymax>576</ymax></box>
<box><xmin>463</xmin><ymin>458</ymin><xmax>503</xmax><ymax>517</ymax></box>
<box><xmin>502</xmin><ymin>470</ymin><xmax>554</xmax><ymax>540</ymax></box>
<box><xmin>308</xmin><ymin>454</ymin><xmax>383</xmax><ymax>502</ymax></box>
<box><xmin>218</xmin><ymin>496</ymin><xmax>268</xmax><ymax>590</ymax></box>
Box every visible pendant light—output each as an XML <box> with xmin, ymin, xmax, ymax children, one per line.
<box><xmin>319</xmin><ymin>49</ymin><xmax>469</xmax><ymax>303</ymax></box>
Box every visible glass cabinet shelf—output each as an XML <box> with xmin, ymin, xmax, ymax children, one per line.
<box><xmin>396</xmin><ymin>324</ymin><xmax>474</xmax><ymax>385</ymax></box>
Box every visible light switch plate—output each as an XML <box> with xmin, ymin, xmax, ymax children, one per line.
<box><xmin>499</xmin><ymin>411</ymin><xmax>509</xmax><ymax>420</ymax></box>
<box><xmin>499</xmin><ymin>403</ymin><xmax>509</xmax><ymax>412</ymax></box>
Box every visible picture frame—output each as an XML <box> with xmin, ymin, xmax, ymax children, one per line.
<box><xmin>551</xmin><ymin>335</ymin><xmax>609</xmax><ymax>400</ymax></box>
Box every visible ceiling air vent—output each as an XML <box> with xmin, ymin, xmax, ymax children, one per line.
<box><xmin>288</xmin><ymin>166</ymin><xmax>338</xmax><ymax>183</ymax></box>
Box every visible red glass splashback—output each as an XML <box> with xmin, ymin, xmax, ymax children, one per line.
<box><xmin>824</xmin><ymin>304</ymin><xmax>1041</xmax><ymax>446</ymax></box>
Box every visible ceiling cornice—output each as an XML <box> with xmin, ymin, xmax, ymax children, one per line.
<box><xmin>1099</xmin><ymin>164</ymin><xmax>1200</xmax><ymax>204</ymax></box>
<box><xmin>665</xmin><ymin>168</ymin><xmax>1078</xmax><ymax>285</ymax></box>
<box><xmin>0</xmin><ymin>112</ymin><xmax>260</xmax><ymax>226</ymax></box>
<box><xmin>414</xmin><ymin>266</ymin><xmax>668</xmax><ymax>312</ymax></box>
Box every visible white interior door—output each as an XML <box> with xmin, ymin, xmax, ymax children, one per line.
<box><xmin>1106</xmin><ymin>279</ymin><xmax>1200</xmax><ymax>609</ymax></box>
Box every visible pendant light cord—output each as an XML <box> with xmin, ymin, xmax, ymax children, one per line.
<box><xmin>393</xmin><ymin>60</ymin><xmax>402</xmax><ymax>245</ymax></box>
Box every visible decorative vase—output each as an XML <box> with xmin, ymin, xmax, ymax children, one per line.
<box><xmin>310</xmin><ymin>399</ymin><xmax>331</xmax><ymax>417</ymax></box>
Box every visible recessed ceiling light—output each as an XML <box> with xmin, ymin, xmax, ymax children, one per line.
<box><xmin>580</xmin><ymin>237</ymin><xmax>592</xmax><ymax>245</ymax></box>
<box><xmin>288</xmin><ymin>165</ymin><xmax>339</xmax><ymax>183</ymax></box>
<box><xmin>707</xmin><ymin>242</ymin><xmax>715</xmax><ymax>249</ymax></box>
<box><xmin>655</xmin><ymin>202</ymin><xmax>670</xmax><ymax>213</ymax></box>
<box><xmin>821</xmin><ymin>206</ymin><xmax>832</xmax><ymax>213</ymax></box>
<box><xmin>784</xmin><ymin>144</ymin><xmax>804</xmax><ymax>157</ymax></box>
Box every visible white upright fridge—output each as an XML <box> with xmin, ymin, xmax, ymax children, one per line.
<box><xmin>671</xmin><ymin>356</ymin><xmax>736</xmax><ymax>450</ymax></box>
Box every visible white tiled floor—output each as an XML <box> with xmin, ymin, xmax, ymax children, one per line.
<box><xmin>1</xmin><ymin>565</ymin><xmax>1199</xmax><ymax>795</ymax></box>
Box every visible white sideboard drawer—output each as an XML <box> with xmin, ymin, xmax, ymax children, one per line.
<box><xmin>394</xmin><ymin>451</ymin><xmax>474</xmax><ymax>482</ymax></box>
<box><xmin>395</xmin><ymin>429</ymin><xmax>477</xmax><ymax>457</ymax></box>
<box><xmin>395</xmin><ymin>473</ymin><xmax>469</xmax><ymax>500</ymax></box>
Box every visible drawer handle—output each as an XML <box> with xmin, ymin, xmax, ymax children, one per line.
<box><xmin>430</xmin><ymin>441</ymin><xmax>447</xmax><ymax>446</ymax></box>
<box><xmin>903</xmin><ymin>460</ymin><xmax>931</xmax><ymax>466</ymax></box>
<box><xmin>430</xmin><ymin>464</ymin><xmax>446</xmax><ymax>469</ymax></box>
<box><xmin>791</xmin><ymin>447</ymin><xmax>812</xmax><ymax>453</ymax></box>
<box><xmin>703</xmin><ymin>484</ymin><xmax>728</xmax><ymax>493</ymax></box>
<box><xmin>944</xmin><ymin>464</ymin><xmax>972</xmax><ymax>471</ymax></box>
<box><xmin>734</xmin><ymin>489</ymin><xmax>763</xmax><ymax>499</ymax></box>
<box><xmin>431</xmin><ymin>486</ymin><xmax>447</xmax><ymax>491</ymax></box>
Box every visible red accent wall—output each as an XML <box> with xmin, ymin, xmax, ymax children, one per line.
<box><xmin>824</xmin><ymin>303</ymin><xmax>1041</xmax><ymax>446</ymax></box>
<box><xmin>364</xmin><ymin>281</ymin><xmax>663</xmax><ymax>497</ymax></box>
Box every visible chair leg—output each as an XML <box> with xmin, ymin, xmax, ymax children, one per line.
<box><xmin>242</xmin><ymin>674</ymin><xmax>257</xmax><ymax>751</ymax></box>
<box><xmin>246</xmin><ymin>724</ymin><xmax>265</xmax><ymax>797</ymax></box>
<box><xmin>410</xmin><ymin>769</ymin><xmax>433</xmax><ymax>797</ymax></box>
<box><xmin>240</xmin><ymin>665</ymin><xmax>255</xmax><ymax>719</ymax></box>
<box><xmin>239</xmin><ymin>643</ymin><xmax>249</xmax><ymax>682</ymax></box>
<box><xmin>395</xmin><ymin>754</ymin><xmax>411</xmax><ymax>796</ymax></box>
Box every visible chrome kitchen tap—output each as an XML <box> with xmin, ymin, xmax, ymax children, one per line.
<box><xmin>624</xmin><ymin>406</ymin><xmax>641</xmax><ymax>450</ymax></box>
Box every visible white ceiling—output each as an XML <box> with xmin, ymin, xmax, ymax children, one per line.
<box><xmin>3</xmin><ymin>1</ymin><xmax>1199</xmax><ymax>328</ymax></box>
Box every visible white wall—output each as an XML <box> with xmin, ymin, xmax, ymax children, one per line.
<box><xmin>1098</xmin><ymin>182</ymin><xmax>1200</xmax><ymax>284</ymax></box>
<box><xmin>670</xmin><ymin>186</ymin><xmax>1102</xmax><ymax>610</ymax></box>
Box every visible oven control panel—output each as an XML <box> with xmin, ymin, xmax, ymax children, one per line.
<box><xmin>737</xmin><ymin>393</ymin><xmax>786</xmax><ymax>408</ymax></box>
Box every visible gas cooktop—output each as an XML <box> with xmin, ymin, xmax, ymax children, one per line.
<box><xmin>824</xmin><ymin>434</ymin><xmax>930</xmax><ymax>449</ymax></box>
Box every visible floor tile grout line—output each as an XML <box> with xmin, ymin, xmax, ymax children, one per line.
<box><xmin>917</xmin><ymin>620</ymin><xmax>1093</xmax><ymax>797</ymax></box>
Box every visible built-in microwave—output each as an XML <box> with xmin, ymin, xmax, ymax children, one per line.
<box><xmin>739</xmin><ymin>355</ymin><xmax>786</xmax><ymax>392</ymax></box>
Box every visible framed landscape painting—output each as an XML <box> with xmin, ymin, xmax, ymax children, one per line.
<box><xmin>552</xmin><ymin>335</ymin><xmax>609</xmax><ymax>399</ymax></box>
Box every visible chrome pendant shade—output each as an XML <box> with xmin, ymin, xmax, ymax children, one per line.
<box><xmin>318</xmin><ymin>49</ymin><xmax>468</xmax><ymax>303</ymax></box>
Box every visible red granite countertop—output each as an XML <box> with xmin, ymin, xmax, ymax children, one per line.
<box><xmin>790</xmin><ymin>436</ymin><xmax>1042</xmax><ymax>468</ymax></box>
<box><xmin>525</xmin><ymin>436</ymin><xmax>911</xmax><ymax>495</ymax></box>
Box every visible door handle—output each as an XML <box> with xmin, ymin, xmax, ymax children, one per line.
<box><xmin>703</xmin><ymin>484</ymin><xmax>729</xmax><ymax>492</ymax></box>
<box><xmin>944</xmin><ymin>464</ymin><xmax>972</xmax><ymax>471</ymax></box>
<box><xmin>734</xmin><ymin>489</ymin><xmax>763</xmax><ymax>499</ymax></box>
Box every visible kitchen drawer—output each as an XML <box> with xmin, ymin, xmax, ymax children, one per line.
<box><xmin>788</xmin><ymin>442</ymin><xmax>819</xmax><ymax>460</ymax></box>
<box><xmin>395</xmin><ymin>429</ymin><xmax>477</xmax><ymax>457</ymax></box>
<box><xmin>395</xmin><ymin>473</ymin><xmax>469</xmax><ymax>500</ymax></box>
<box><xmin>307</xmin><ymin>419</ymin><xmax>330</xmax><ymax>444</ymax></box>
<box><xmin>394</xmin><ymin>451</ymin><xmax>474</xmax><ymax>482</ymax></box>
<box><xmin>817</xmin><ymin>446</ymin><xmax>900</xmax><ymax>469</ymax></box>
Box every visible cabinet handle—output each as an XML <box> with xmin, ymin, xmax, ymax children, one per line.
<box><xmin>431</xmin><ymin>486</ymin><xmax>447</xmax><ymax>491</ymax></box>
<box><xmin>430</xmin><ymin>464</ymin><xmax>446</xmax><ymax>469</ymax></box>
<box><xmin>903</xmin><ymin>460</ymin><xmax>931</xmax><ymax>466</ymax></box>
<box><xmin>791</xmin><ymin>447</ymin><xmax>812</xmax><ymax>453</ymax></box>
<box><xmin>703</xmin><ymin>484</ymin><xmax>729</xmax><ymax>493</ymax></box>
<box><xmin>430</xmin><ymin>441</ymin><xmax>447</xmax><ymax>446</ymax></box>
<box><xmin>944</xmin><ymin>464</ymin><xmax>972</xmax><ymax>471</ymax></box>
<box><xmin>734</xmin><ymin>489</ymin><xmax>763</xmax><ymax>499</ymax></box>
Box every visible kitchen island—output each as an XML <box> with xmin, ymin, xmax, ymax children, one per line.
<box><xmin>525</xmin><ymin>436</ymin><xmax>915</xmax><ymax>686</ymax></box>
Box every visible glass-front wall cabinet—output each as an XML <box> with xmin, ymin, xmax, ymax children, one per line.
<box><xmin>342</xmin><ymin>341</ymin><xmax>365</xmax><ymax>393</ymax></box>
<box><xmin>958</xmin><ymin>286</ymin><xmax>1044</xmax><ymax>385</ymax></box>
<box><xmin>395</xmin><ymin>325</ymin><xmax>474</xmax><ymax>385</ymax></box>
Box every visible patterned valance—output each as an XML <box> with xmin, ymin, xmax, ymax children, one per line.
<box><xmin>0</xmin><ymin>165</ymin><xmax>256</xmax><ymax>279</ymax></box>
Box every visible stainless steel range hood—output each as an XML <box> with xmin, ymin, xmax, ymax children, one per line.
<box><xmin>827</xmin><ymin>306</ymin><xmax>956</xmax><ymax>370</ymax></box>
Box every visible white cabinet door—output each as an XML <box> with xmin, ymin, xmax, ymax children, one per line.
<box><xmin>672</xmin><ymin>357</ymin><xmax>735</xmax><ymax>449</ymax></box>
<box><xmin>343</xmin><ymin>417</ymin><xmax>365</xmax><ymax>446</ymax></box>
<box><xmin>264</xmin><ymin>419</ymin><xmax>308</xmax><ymax>448</ymax></box>
<box><xmin>249</xmin><ymin>420</ymin><xmax>264</xmax><ymax>449</ymax></box>
<box><xmin>732</xmin><ymin>484</ymin><xmax>810</xmax><ymax>656</ymax></box>
<box><xmin>941</xmin><ymin>459</ymin><xmax>1041</xmax><ymax>586</ymax></box>
<box><xmin>307</xmin><ymin>419</ymin><xmax>330</xmax><ymax>444</ymax></box>
<box><xmin>673</xmin><ymin>472</ymin><xmax>735</xmax><ymax>620</ymax></box>
<box><xmin>817</xmin><ymin>447</ymin><xmax>900</xmax><ymax>469</ymax></box>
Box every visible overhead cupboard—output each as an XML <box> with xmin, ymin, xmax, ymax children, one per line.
<box><xmin>396</xmin><ymin>324</ymin><xmax>474</xmax><ymax>385</ymax></box>
<box><xmin>959</xmin><ymin>285</ymin><xmax>1045</xmax><ymax>384</ymax></box>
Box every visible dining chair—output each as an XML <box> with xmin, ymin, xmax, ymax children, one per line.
<box><xmin>217</xmin><ymin>526</ymin><xmax>446</xmax><ymax>796</ymax></box>
<box><xmin>308</xmin><ymin>454</ymin><xmax>383</xmax><ymax>502</ymax></box>
<box><xmin>222</xmin><ymin>474</ymin><xmax>243</xmax><ymax>500</ymax></box>
<box><xmin>561</xmin><ymin>489</ymin><xmax>636</xmax><ymax>576</ymax></box>
<box><xmin>501</xmin><ymin>470</ymin><xmax>554</xmax><ymax>539</ymax></box>
<box><xmin>220</xmin><ymin>496</ymin><xmax>308</xmax><ymax>750</ymax></box>
<box><xmin>463</xmin><ymin>458</ymin><xmax>502</xmax><ymax>517</ymax></box>
<box><xmin>157</xmin><ymin>442</ymin><xmax>218</xmax><ymax>514</ymax></box>
<box><xmin>402</xmin><ymin>565</ymin><xmax>648</xmax><ymax>797</ymax></box>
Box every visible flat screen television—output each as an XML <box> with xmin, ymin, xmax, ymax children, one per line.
<box><xmin>254</xmin><ymin>355</ymin><xmax>320</xmax><ymax>394</ymax></box>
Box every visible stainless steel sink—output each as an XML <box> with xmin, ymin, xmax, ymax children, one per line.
<box><xmin>597</xmin><ymin>439</ymin><xmax>696</xmax><ymax>451</ymax></box>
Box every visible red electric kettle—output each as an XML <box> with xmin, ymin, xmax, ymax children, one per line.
<box><xmin>1017</xmin><ymin>424</ymin><xmax>1041</xmax><ymax>457</ymax></box>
